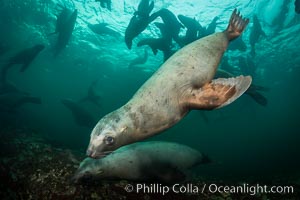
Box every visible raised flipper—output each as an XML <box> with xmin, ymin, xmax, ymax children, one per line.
<box><xmin>224</xmin><ymin>9</ymin><xmax>249</xmax><ymax>41</ymax></box>
<box><xmin>185</xmin><ymin>76</ymin><xmax>252</xmax><ymax>110</ymax></box>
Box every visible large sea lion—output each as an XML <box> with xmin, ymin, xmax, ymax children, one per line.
<box><xmin>74</xmin><ymin>141</ymin><xmax>210</xmax><ymax>183</ymax></box>
<box><xmin>87</xmin><ymin>9</ymin><xmax>251</xmax><ymax>159</ymax></box>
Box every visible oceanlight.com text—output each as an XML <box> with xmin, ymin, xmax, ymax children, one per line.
<box><xmin>124</xmin><ymin>183</ymin><xmax>294</xmax><ymax>196</ymax></box>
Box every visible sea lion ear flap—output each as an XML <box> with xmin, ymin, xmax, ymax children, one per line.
<box><xmin>185</xmin><ymin>75</ymin><xmax>252</xmax><ymax>110</ymax></box>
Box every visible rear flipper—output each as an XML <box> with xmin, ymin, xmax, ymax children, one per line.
<box><xmin>245</xmin><ymin>85</ymin><xmax>268</xmax><ymax>106</ymax></box>
<box><xmin>225</xmin><ymin>9</ymin><xmax>249</xmax><ymax>41</ymax></box>
<box><xmin>185</xmin><ymin>76</ymin><xmax>252</xmax><ymax>110</ymax></box>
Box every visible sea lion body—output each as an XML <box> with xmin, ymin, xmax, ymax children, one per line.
<box><xmin>87</xmin><ymin>10</ymin><xmax>251</xmax><ymax>158</ymax></box>
<box><xmin>129</xmin><ymin>32</ymin><xmax>228</xmax><ymax>133</ymax></box>
<box><xmin>74</xmin><ymin>142</ymin><xmax>210</xmax><ymax>183</ymax></box>
<box><xmin>54</xmin><ymin>9</ymin><xmax>77</xmax><ymax>56</ymax></box>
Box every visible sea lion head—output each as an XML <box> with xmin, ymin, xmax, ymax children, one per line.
<box><xmin>86</xmin><ymin>110</ymin><xmax>134</xmax><ymax>159</ymax></box>
<box><xmin>72</xmin><ymin>158</ymin><xmax>105</xmax><ymax>183</ymax></box>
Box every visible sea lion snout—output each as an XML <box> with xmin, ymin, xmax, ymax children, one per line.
<box><xmin>86</xmin><ymin>149</ymin><xmax>94</xmax><ymax>158</ymax></box>
<box><xmin>86</xmin><ymin>143</ymin><xmax>115</xmax><ymax>159</ymax></box>
<box><xmin>86</xmin><ymin>144</ymin><xmax>104</xmax><ymax>159</ymax></box>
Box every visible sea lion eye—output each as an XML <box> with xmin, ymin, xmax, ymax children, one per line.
<box><xmin>104</xmin><ymin>136</ymin><xmax>114</xmax><ymax>145</ymax></box>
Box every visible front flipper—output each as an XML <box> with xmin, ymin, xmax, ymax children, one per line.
<box><xmin>185</xmin><ymin>76</ymin><xmax>252</xmax><ymax>110</ymax></box>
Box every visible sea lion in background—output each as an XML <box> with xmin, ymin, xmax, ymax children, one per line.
<box><xmin>150</xmin><ymin>9</ymin><xmax>182</xmax><ymax>45</ymax></box>
<box><xmin>74</xmin><ymin>142</ymin><xmax>210</xmax><ymax>183</ymax></box>
<box><xmin>50</xmin><ymin>6</ymin><xmax>73</xmax><ymax>35</ymax></box>
<box><xmin>249</xmin><ymin>15</ymin><xmax>266</xmax><ymax>56</ymax></box>
<box><xmin>79</xmin><ymin>80</ymin><xmax>101</xmax><ymax>107</ymax></box>
<box><xmin>0</xmin><ymin>92</ymin><xmax>41</xmax><ymax>112</ymax></box>
<box><xmin>295</xmin><ymin>0</ymin><xmax>300</xmax><ymax>14</ymax></box>
<box><xmin>88</xmin><ymin>23</ymin><xmax>120</xmax><ymax>37</ymax></box>
<box><xmin>61</xmin><ymin>98</ymin><xmax>96</xmax><ymax>128</ymax></box>
<box><xmin>134</xmin><ymin>0</ymin><xmax>154</xmax><ymax>18</ymax></box>
<box><xmin>137</xmin><ymin>23</ymin><xmax>173</xmax><ymax>60</ymax></box>
<box><xmin>87</xmin><ymin>9</ymin><xmax>251</xmax><ymax>159</ymax></box>
<box><xmin>1</xmin><ymin>44</ymin><xmax>45</xmax><ymax>82</ymax></box>
<box><xmin>125</xmin><ymin>14</ymin><xmax>152</xmax><ymax>49</ymax></box>
<box><xmin>95</xmin><ymin>0</ymin><xmax>112</xmax><ymax>11</ymax></box>
<box><xmin>215</xmin><ymin>69</ymin><xmax>268</xmax><ymax>106</ymax></box>
<box><xmin>53</xmin><ymin>9</ymin><xmax>77</xmax><ymax>56</ymax></box>
<box><xmin>137</xmin><ymin>38</ymin><xmax>169</xmax><ymax>55</ymax></box>
<box><xmin>177</xmin><ymin>15</ymin><xmax>204</xmax><ymax>46</ymax></box>
<box><xmin>203</xmin><ymin>16</ymin><xmax>219</xmax><ymax>37</ymax></box>
<box><xmin>128</xmin><ymin>48</ymin><xmax>148</xmax><ymax>68</ymax></box>
<box><xmin>125</xmin><ymin>0</ymin><xmax>155</xmax><ymax>49</ymax></box>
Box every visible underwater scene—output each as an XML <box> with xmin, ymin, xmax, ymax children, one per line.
<box><xmin>0</xmin><ymin>0</ymin><xmax>300</xmax><ymax>199</ymax></box>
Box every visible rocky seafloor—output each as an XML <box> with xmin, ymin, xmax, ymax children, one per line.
<box><xmin>0</xmin><ymin>128</ymin><xmax>299</xmax><ymax>200</ymax></box>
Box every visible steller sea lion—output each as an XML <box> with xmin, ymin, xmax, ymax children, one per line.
<box><xmin>249</xmin><ymin>15</ymin><xmax>266</xmax><ymax>56</ymax></box>
<box><xmin>74</xmin><ymin>141</ymin><xmax>210</xmax><ymax>183</ymax></box>
<box><xmin>53</xmin><ymin>9</ymin><xmax>77</xmax><ymax>57</ymax></box>
<box><xmin>1</xmin><ymin>44</ymin><xmax>45</xmax><ymax>83</ymax></box>
<box><xmin>87</xmin><ymin>9</ymin><xmax>251</xmax><ymax>159</ymax></box>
